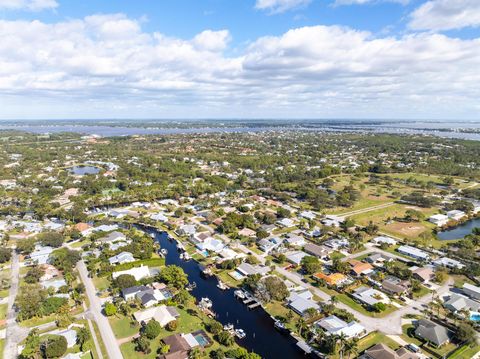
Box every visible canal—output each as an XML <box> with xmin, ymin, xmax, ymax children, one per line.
<box><xmin>437</xmin><ymin>217</ymin><xmax>480</xmax><ymax>240</ymax></box>
<box><xmin>144</xmin><ymin>228</ymin><xmax>307</xmax><ymax>359</ymax></box>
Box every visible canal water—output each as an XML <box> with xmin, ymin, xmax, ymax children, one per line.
<box><xmin>146</xmin><ymin>228</ymin><xmax>306</xmax><ymax>359</ymax></box>
<box><xmin>437</xmin><ymin>217</ymin><xmax>480</xmax><ymax>240</ymax></box>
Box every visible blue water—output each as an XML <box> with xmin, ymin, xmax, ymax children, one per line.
<box><xmin>146</xmin><ymin>229</ymin><xmax>306</xmax><ymax>359</ymax></box>
<box><xmin>437</xmin><ymin>218</ymin><xmax>480</xmax><ymax>240</ymax></box>
<box><xmin>68</xmin><ymin>165</ymin><xmax>101</xmax><ymax>175</ymax></box>
<box><xmin>470</xmin><ymin>313</ymin><xmax>480</xmax><ymax>322</ymax></box>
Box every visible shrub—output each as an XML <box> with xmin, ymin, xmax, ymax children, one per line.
<box><xmin>166</xmin><ymin>320</ymin><xmax>178</xmax><ymax>331</ymax></box>
<box><xmin>144</xmin><ymin>319</ymin><xmax>161</xmax><ymax>339</ymax></box>
<box><xmin>42</xmin><ymin>335</ymin><xmax>67</xmax><ymax>358</ymax></box>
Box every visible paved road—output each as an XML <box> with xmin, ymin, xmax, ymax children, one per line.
<box><xmin>4</xmin><ymin>251</ymin><xmax>28</xmax><ymax>359</ymax></box>
<box><xmin>77</xmin><ymin>260</ymin><xmax>123</xmax><ymax>359</ymax></box>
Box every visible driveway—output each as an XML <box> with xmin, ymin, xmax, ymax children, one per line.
<box><xmin>77</xmin><ymin>260</ymin><xmax>124</xmax><ymax>359</ymax></box>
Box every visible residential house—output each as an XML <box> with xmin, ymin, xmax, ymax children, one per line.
<box><xmin>28</xmin><ymin>245</ymin><xmax>54</xmax><ymax>265</ymax></box>
<box><xmin>235</xmin><ymin>262</ymin><xmax>270</xmax><ymax>278</ymax></box>
<box><xmin>74</xmin><ymin>222</ymin><xmax>92</xmax><ymax>236</ymax></box>
<box><xmin>321</xmin><ymin>215</ymin><xmax>344</xmax><ymax>228</ymax></box>
<box><xmin>323</xmin><ymin>237</ymin><xmax>349</xmax><ymax>250</ymax></box>
<box><xmin>109</xmin><ymin>251</ymin><xmax>135</xmax><ymax>265</ymax></box>
<box><xmin>304</xmin><ymin>243</ymin><xmax>332</xmax><ymax>260</ymax></box>
<box><xmin>303</xmin><ymin>227</ymin><xmax>322</xmax><ymax>238</ymax></box>
<box><xmin>258</xmin><ymin>237</ymin><xmax>283</xmax><ymax>254</ymax></box>
<box><xmin>360</xmin><ymin>343</ymin><xmax>420</xmax><ymax>359</ymax></box>
<box><xmin>412</xmin><ymin>266</ymin><xmax>434</xmax><ymax>283</ymax></box>
<box><xmin>41</xmin><ymin>278</ymin><xmax>67</xmax><ymax>291</ymax></box>
<box><xmin>276</xmin><ymin>218</ymin><xmax>295</xmax><ymax>228</ymax></box>
<box><xmin>432</xmin><ymin>257</ymin><xmax>465</xmax><ymax>270</ymax></box>
<box><xmin>366</xmin><ymin>253</ymin><xmax>394</xmax><ymax>267</ymax></box>
<box><xmin>299</xmin><ymin>211</ymin><xmax>316</xmax><ymax>221</ymax></box>
<box><xmin>40</xmin><ymin>264</ymin><xmax>61</xmax><ymax>281</ymax></box>
<box><xmin>372</xmin><ymin>236</ymin><xmax>397</xmax><ymax>246</ymax></box>
<box><xmin>160</xmin><ymin>333</ymin><xmax>190</xmax><ymax>359</ymax></box>
<box><xmin>112</xmin><ymin>265</ymin><xmax>151</xmax><ymax>281</ymax></box>
<box><xmin>99</xmin><ymin>231</ymin><xmax>127</xmax><ymax>245</ymax></box>
<box><xmin>463</xmin><ymin>283</ymin><xmax>480</xmax><ymax>300</ymax></box>
<box><xmin>352</xmin><ymin>286</ymin><xmax>389</xmax><ymax>307</ymax></box>
<box><xmin>313</xmin><ymin>272</ymin><xmax>348</xmax><ymax>287</ymax></box>
<box><xmin>414</xmin><ymin>319</ymin><xmax>451</xmax><ymax>347</ymax></box>
<box><xmin>315</xmin><ymin>315</ymin><xmax>366</xmax><ymax>339</ymax></box>
<box><xmin>133</xmin><ymin>305</ymin><xmax>179</xmax><ymax>326</ymax></box>
<box><xmin>381</xmin><ymin>277</ymin><xmax>409</xmax><ymax>297</ymax></box>
<box><xmin>444</xmin><ymin>293</ymin><xmax>480</xmax><ymax>314</ymax></box>
<box><xmin>238</xmin><ymin>228</ymin><xmax>256</xmax><ymax>237</ymax></box>
<box><xmin>285</xmin><ymin>233</ymin><xmax>306</xmax><ymax>247</ymax></box>
<box><xmin>446</xmin><ymin>210</ymin><xmax>466</xmax><ymax>221</ymax></box>
<box><xmin>429</xmin><ymin>214</ymin><xmax>449</xmax><ymax>227</ymax></box>
<box><xmin>285</xmin><ymin>251</ymin><xmax>308</xmax><ymax>266</ymax></box>
<box><xmin>397</xmin><ymin>245</ymin><xmax>430</xmax><ymax>261</ymax></box>
<box><xmin>287</xmin><ymin>290</ymin><xmax>320</xmax><ymax>316</ymax></box>
<box><xmin>177</xmin><ymin>224</ymin><xmax>197</xmax><ymax>237</ymax></box>
<box><xmin>348</xmin><ymin>260</ymin><xmax>374</xmax><ymax>277</ymax></box>
<box><xmin>122</xmin><ymin>285</ymin><xmax>150</xmax><ymax>301</ymax></box>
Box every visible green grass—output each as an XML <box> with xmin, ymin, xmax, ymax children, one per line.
<box><xmin>449</xmin><ymin>344</ymin><xmax>480</xmax><ymax>359</ymax></box>
<box><xmin>92</xmin><ymin>276</ymin><xmax>110</xmax><ymax>292</ymax></box>
<box><xmin>109</xmin><ymin>315</ymin><xmax>140</xmax><ymax>339</ymax></box>
<box><xmin>112</xmin><ymin>257</ymin><xmax>165</xmax><ymax>272</ymax></box>
<box><xmin>330</xmin><ymin>251</ymin><xmax>346</xmax><ymax>260</ymax></box>
<box><xmin>264</xmin><ymin>301</ymin><xmax>300</xmax><ymax>332</ymax></box>
<box><xmin>335</xmin><ymin>294</ymin><xmax>397</xmax><ymax>318</ymax></box>
<box><xmin>119</xmin><ymin>307</ymin><xmax>204</xmax><ymax>359</ymax></box>
<box><xmin>0</xmin><ymin>303</ymin><xmax>7</xmax><ymax>321</ymax></box>
<box><xmin>325</xmin><ymin>331</ymin><xmax>400</xmax><ymax>359</ymax></box>
<box><xmin>401</xmin><ymin>324</ymin><xmax>458</xmax><ymax>358</ymax></box>
<box><xmin>0</xmin><ymin>338</ymin><xmax>4</xmax><ymax>359</ymax></box>
<box><xmin>19</xmin><ymin>314</ymin><xmax>57</xmax><ymax>328</ymax></box>
<box><xmin>412</xmin><ymin>285</ymin><xmax>431</xmax><ymax>299</ymax></box>
<box><xmin>91</xmin><ymin>320</ymin><xmax>108</xmax><ymax>359</ymax></box>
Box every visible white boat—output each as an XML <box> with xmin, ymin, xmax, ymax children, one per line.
<box><xmin>235</xmin><ymin>329</ymin><xmax>246</xmax><ymax>339</ymax></box>
<box><xmin>234</xmin><ymin>290</ymin><xmax>245</xmax><ymax>299</ymax></box>
<box><xmin>217</xmin><ymin>280</ymin><xmax>229</xmax><ymax>290</ymax></box>
<box><xmin>160</xmin><ymin>248</ymin><xmax>168</xmax><ymax>255</ymax></box>
<box><xmin>224</xmin><ymin>323</ymin><xmax>234</xmax><ymax>332</ymax></box>
<box><xmin>199</xmin><ymin>297</ymin><xmax>212</xmax><ymax>309</ymax></box>
<box><xmin>180</xmin><ymin>252</ymin><xmax>191</xmax><ymax>260</ymax></box>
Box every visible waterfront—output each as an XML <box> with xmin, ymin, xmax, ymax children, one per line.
<box><xmin>437</xmin><ymin>217</ymin><xmax>480</xmax><ymax>240</ymax></box>
<box><xmin>146</xmin><ymin>228</ymin><xmax>307</xmax><ymax>359</ymax></box>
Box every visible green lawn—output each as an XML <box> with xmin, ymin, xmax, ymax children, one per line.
<box><xmin>0</xmin><ymin>303</ymin><xmax>7</xmax><ymax>321</ymax></box>
<box><xmin>0</xmin><ymin>338</ymin><xmax>4</xmax><ymax>359</ymax></box>
<box><xmin>119</xmin><ymin>307</ymin><xmax>204</xmax><ymax>359</ymax></box>
<box><xmin>401</xmin><ymin>324</ymin><xmax>458</xmax><ymax>358</ymax></box>
<box><xmin>264</xmin><ymin>301</ymin><xmax>300</xmax><ymax>332</ymax></box>
<box><xmin>449</xmin><ymin>344</ymin><xmax>480</xmax><ymax>359</ymax></box>
<box><xmin>412</xmin><ymin>285</ymin><xmax>431</xmax><ymax>299</ymax></box>
<box><xmin>335</xmin><ymin>293</ymin><xmax>397</xmax><ymax>318</ymax></box>
<box><xmin>109</xmin><ymin>315</ymin><xmax>140</xmax><ymax>339</ymax></box>
<box><xmin>19</xmin><ymin>314</ymin><xmax>57</xmax><ymax>328</ymax></box>
<box><xmin>92</xmin><ymin>276</ymin><xmax>110</xmax><ymax>292</ymax></box>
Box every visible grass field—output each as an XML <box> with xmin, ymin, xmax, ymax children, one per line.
<box><xmin>449</xmin><ymin>344</ymin><xmax>480</xmax><ymax>359</ymax></box>
<box><xmin>110</xmin><ymin>315</ymin><xmax>139</xmax><ymax>339</ymax></box>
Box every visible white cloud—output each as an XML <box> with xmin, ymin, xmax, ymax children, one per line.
<box><xmin>0</xmin><ymin>15</ymin><xmax>479</xmax><ymax>119</ymax></box>
<box><xmin>408</xmin><ymin>0</ymin><xmax>480</xmax><ymax>31</ymax></box>
<box><xmin>334</xmin><ymin>0</ymin><xmax>408</xmax><ymax>5</ymax></box>
<box><xmin>255</xmin><ymin>0</ymin><xmax>312</xmax><ymax>14</ymax></box>
<box><xmin>0</xmin><ymin>0</ymin><xmax>58</xmax><ymax>11</ymax></box>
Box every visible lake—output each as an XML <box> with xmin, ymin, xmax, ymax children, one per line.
<box><xmin>68</xmin><ymin>165</ymin><xmax>101</xmax><ymax>175</ymax></box>
<box><xmin>145</xmin><ymin>229</ymin><xmax>307</xmax><ymax>359</ymax></box>
<box><xmin>437</xmin><ymin>217</ymin><xmax>480</xmax><ymax>240</ymax></box>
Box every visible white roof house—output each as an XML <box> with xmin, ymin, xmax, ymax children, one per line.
<box><xmin>109</xmin><ymin>251</ymin><xmax>135</xmax><ymax>265</ymax></box>
<box><xmin>112</xmin><ymin>265</ymin><xmax>151</xmax><ymax>281</ymax></box>
<box><xmin>433</xmin><ymin>257</ymin><xmax>465</xmax><ymax>270</ymax></box>
<box><xmin>372</xmin><ymin>236</ymin><xmax>397</xmax><ymax>246</ymax></box>
<box><xmin>397</xmin><ymin>245</ymin><xmax>430</xmax><ymax>261</ymax></box>
<box><xmin>150</xmin><ymin>212</ymin><xmax>168</xmax><ymax>222</ymax></box>
<box><xmin>299</xmin><ymin>211</ymin><xmax>316</xmax><ymax>221</ymax></box>
<box><xmin>29</xmin><ymin>245</ymin><xmax>54</xmax><ymax>265</ymax></box>
<box><xmin>446</xmin><ymin>210</ymin><xmax>465</xmax><ymax>221</ymax></box>
<box><xmin>286</xmin><ymin>251</ymin><xmax>309</xmax><ymax>266</ymax></box>
<box><xmin>429</xmin><ymin>214</ymin><xmax>449</xmax><ymax>227</ymax></box>
<box><xmin>352</xmin><ymin>286</ymin><xmax>390</xmax><ymax>307</ymax></box>
<box><xmin>315</xmin><ymin>315</ymin><xmax>366</xmax><ymax>339</ymax></box>
<box><xmin>463</xmin><ymin>283</ymin><xmax>480</xmax><ymax>301</ymax></box>
<box><xmin>133</xmin><ymin>305</ymin><xmax>177</xmax><ymax>326</ymax></box>
<box><xmin>276</xmin><ymin>218</ymin><xmax>295</xmax><ymax>228</ymax></box>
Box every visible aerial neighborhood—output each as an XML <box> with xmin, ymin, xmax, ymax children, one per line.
<box><xmin>0</xmin><ymin>131</ymin><xmax>479</xmax><ymax>359</ymax></box>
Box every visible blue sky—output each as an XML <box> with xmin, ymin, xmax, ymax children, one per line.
<box><xmin>0</xmin><ymin>0</ymin><xmax>479</xmax><ymax>120</ymax></box>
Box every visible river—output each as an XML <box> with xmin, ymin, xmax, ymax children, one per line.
<box><xmin>437</xmin><ymin>217</ymin><xmax>480</xmax><ymax>240</ymax></box>
<box><xmin>143</xmin><ymin>228</ymin><xmax>307</xmax><ymax>359</ymax></box>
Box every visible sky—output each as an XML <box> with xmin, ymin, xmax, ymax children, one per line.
<box><xmin>0</xmin><ymin>0</ymin><xmax>479</xmax><ymax>120</ymax></box>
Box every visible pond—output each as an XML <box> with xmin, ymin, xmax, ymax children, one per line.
<box><xmin>68</xmin><ymin>165</ymin><xmax>101</xmax><ymax>175</ymax></box>
<box><xmin>144</xmin><ymin>228</ymin><xmax>308</xmax><ymax>359</ymax></box>
<box><xmin>437</xmin><ymin>217</ymin><xmax>480</xmax><ymax>240</ymax></box>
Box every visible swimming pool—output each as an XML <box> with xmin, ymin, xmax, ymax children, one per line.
<box><xmin>194</xmin><ymin>333</ymin><xmax>209</xmax><ymax>347</ymax></box>
<box><xmin>470</xmin><ymin>312</ymin><xmax>480</xmax><ymax>321</ymax></box>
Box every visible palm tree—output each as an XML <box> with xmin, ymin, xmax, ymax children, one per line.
<box><xmin>344</xmin><ymin>338</ymin><xmax>359</xmax><ymax>359</ymax></box>
<box><xmin>296</xmin><ymin>318</ymin><xmax>307</xmax><ymax>338</ymax></box>
<box><xmin>330</xmin><ymin>295</ymin><xmax>338</xmax><ymax>306</ymax></box>
<box><xmin>337</xmin><ymin>332</ymin><xmax>348</xmax><ymax>359</ymax></box>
